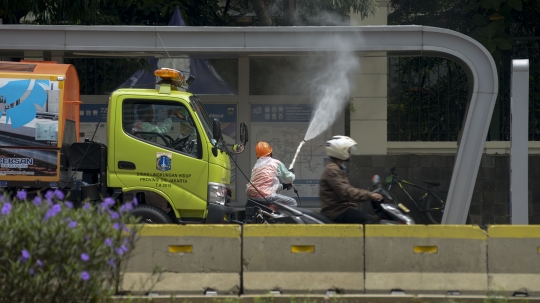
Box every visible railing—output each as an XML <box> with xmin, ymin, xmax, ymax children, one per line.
<box><xmin>387</xmin><ymin>39</ymin><xmax>539</xmax><ymax>142</ymax></box>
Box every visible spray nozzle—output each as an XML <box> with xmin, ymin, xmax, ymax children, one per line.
<box><xmin>289</xmin><ymin>140</ymin><xmax>307</xmax><ymax>170</ymax></box>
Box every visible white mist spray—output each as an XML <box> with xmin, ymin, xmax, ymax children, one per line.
<box><xmin>305</xmin><ymin>45</ymin><xmax>359</xmax><ymax>140</ymax></box>
<box><xmin>289</xmin><ymin>38</ymin><xmax>360</xmax><ymax>169</ymax></box>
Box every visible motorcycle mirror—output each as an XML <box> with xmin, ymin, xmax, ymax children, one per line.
<box><xmin>239</xmin><ymin>122</ymin><xmax>248</xmax><ymax>145</ymax></box>
<box><xmin>372</xmin><ymin>175</ymin><xmax>381</xmax><ymax>186</ymax></box>
<box><xmin>232</xmin><ymin>144</ymin><xmax>245</xmax><ymax>154</ymax></box>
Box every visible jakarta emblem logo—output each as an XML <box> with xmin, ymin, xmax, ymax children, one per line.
<box><xmin>156</xmin><ymin>152</ymin><xmax>172</xmax><ymax>172</ymax></box>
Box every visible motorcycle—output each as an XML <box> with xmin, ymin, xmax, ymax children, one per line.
<box><xmin>238</xmin><ymin>175</ymin><xmax>415</xmax><ymax>225</ymax></box>
<box><xmin>370</xmin><ymin>174</ymin><xmax>415</xmax><ymax>225</ymax></box>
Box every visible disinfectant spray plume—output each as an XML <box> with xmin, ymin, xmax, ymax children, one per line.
<box><xmin>289</xmin><ymin>140</ymin><xmax>306</xmax><ymax>170</ymax></box>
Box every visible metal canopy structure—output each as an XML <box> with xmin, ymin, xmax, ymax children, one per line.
<box><xmin>0</xmin><ymin>25</ymin><xmax>498</xmax><ymax>224</ymax></box>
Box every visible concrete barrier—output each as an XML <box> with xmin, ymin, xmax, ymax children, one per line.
<box><xmin>488</xmin><ymin>225</ymin><xmax>540</xmax><ymax>296</ymax></box>
<box><xmin>122</xmin><ymin>225</ymin><xmax>241</xmax><ymax>295</ymax></box>
<box><xmin>365</xmin><ymin>225</ymin><xmax>487</xmax><ymax>295</ymax></box>
<box><xmin>242</xmin><ymin>224</ymin><xmax>364</xmax><ymax>294</ymax></box>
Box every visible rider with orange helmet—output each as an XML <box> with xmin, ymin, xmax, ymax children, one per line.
<box><xmin>246</xmin><ymin>141</ymin><xmax>297</xmax><ymax>207</ymax></box>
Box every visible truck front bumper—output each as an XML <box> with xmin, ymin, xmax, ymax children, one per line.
<box><xmin>206</xmin><ymin>203</ymin><xmax>237</xmax><ymax>223</ymax></box>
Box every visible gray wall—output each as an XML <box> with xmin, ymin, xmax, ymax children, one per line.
<box><xmin>348</xmin><ymin>154</ymin><xmax>540</xmax><ymax>225</ymax></box>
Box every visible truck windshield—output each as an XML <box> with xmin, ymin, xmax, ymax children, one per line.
<box><xmin>189</xmin><ymin>96</ymin><xmax>215</xmax><ymax>145</ymax></box>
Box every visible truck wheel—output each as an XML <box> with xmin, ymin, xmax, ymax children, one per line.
<box><xmin>130</xmin><ymin>204</ymin><xmax>174</xmax><ymax>224</ymax></box>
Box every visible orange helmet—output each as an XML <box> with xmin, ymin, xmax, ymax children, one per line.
<box><xmin>255</xmin><ymin>141</ymin><xmax>272</xmax><ymax>158</ymax></box>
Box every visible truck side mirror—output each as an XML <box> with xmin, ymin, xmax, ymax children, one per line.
<box><xmin>239</xmin><ymin>122</ymin><xmax>248</xmax><ymax>145</ymax></box>
<box><xmin>212</xmin><ymin>118</ymin><xmax>222</xmax><ymax>141</ymax></box>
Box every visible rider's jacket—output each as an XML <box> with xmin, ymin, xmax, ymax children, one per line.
<box><xmin>319</xmin><ymin>158</ymin><xmax>375</xmax><ymax>219</ymax></box>
<box><xmin>246</xmin><ymin>156</ymin><xmax>295</xmax><ymax>198</ymax></box>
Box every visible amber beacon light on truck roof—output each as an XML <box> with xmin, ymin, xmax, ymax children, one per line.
<box><xmin>154</xmin><ymin>68</ymin><xmax>195</xmax><ymax>88</ymax></box>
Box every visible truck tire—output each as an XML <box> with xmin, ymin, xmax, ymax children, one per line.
<box><xmin>130</xmin><ymin>204</ymin><xmax>174</xmax><ymax>224</ymax></box>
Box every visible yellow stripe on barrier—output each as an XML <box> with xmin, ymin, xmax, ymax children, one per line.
<box><xmin>414</xmin><ymin>245</ymin><xmax>438</xmax><ymax>254</ymax></box>
<box><xmin>169</xmin><ymin>245</ymin><xmax>193</xmax><ymax>253</ymax></box>
<box><xmin>366</xmin><ymin>225</ymin><xmax>486</xmax><ymax>239</ymax></box>
<box><xmin>243</xmin><ymin>224</ymin><xmax>363</xmax><ymax>237</ymax></box>
<box><xmin>291</xmin><ymin>245</ymin><xmax>315</xmax><ymax>253</ymax></box>
<box><xmin>137</xmin><ymin>225</ymin><xmax>241</xmax><ymax>238</ymax></box>
<box><xmin>488</xmin><ymin>225</ymin><xmax>540</xmax><ymax>238</ymax></box>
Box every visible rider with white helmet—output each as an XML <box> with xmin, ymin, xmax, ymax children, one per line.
<box><xmin>319</xmin><ymin>135</ymin><xmax>382</xmax><ymax>223</ymax></box>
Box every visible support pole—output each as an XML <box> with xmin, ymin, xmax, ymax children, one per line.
<box><xmin>510</xmin><ymin>59</ymin><xmax>530</xmax><ymax>224</ymax></box>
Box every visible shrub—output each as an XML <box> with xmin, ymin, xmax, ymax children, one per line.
<box><xmin>0</xmin><ymin>189</ymin><xmax>140</xmax><ymax>303</ymax></box>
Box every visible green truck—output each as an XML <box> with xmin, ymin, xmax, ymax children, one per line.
<box><xmin>0</xmin><ymin>61</ymin><xmax>247</xmax><ymax>224</ymax></box>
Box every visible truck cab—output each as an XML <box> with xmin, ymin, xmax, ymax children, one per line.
<box><xmin>72</xmin><ymin>68</ymin><xmax>247</xmax><ymax>224</ymax></box>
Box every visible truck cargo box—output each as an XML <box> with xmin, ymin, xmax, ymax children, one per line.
<box><xmin>0</xmin><ymin>61</ymin><xmax>81</xmax><ymax>186</ymax></box>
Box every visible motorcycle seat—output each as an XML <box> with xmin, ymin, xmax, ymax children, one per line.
<box><xmin>247</xmin><ymin>197</ymin><xmax>271</xmax><ymax>205</ymax></box>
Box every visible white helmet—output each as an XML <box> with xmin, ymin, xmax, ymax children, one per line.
<box><xmin>325</xmin><ymin>135</ymin><xmax>357</xmax><ymax>160</ymax></box>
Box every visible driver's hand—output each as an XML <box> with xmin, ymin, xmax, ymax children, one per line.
<box><xmin>371</xmin><ymin>193</ymin><xmax>383</xmax><ymax>201</ymax></box>
<box><xmin>169</xmin><ymin>109</ymin><xmax>184</xmax><ymax>119</ymax></box>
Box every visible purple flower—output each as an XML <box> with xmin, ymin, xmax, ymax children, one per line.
<box><xmin>44</xmin><ymin>204</ymin><xmax>61</xmax><ymax>221</ymax></box>
<box><xmin>132</xmin><ymin>197</ymin><xmax>138</xmax><ymax>206</ymax></box>
<box><xmin>119</xmin><ymin>202</ymin><xmax>133</xmax><ymax>213</ymax></box>
<box><xmin>16</xmin><ymin>190</ymin><xmax>27</xmax><ymax>201</ymax></box>
<box><xmin>33</xmin><ymin>196</ymin><xmax>42</xmax><ymax>206</ymax></box>
<box><xmin>68</xmin><ymin>221</ymin><xmax>77</xmax><ymax>228</ymax></box>
<box><xmin>53</xmin><ymin>189</ymin><xmax>64</xmax><ymax>200</ymax></box>
<box><xmin>113</xmin><ymin>223</ymin><xmax>121</xmax><ymax>230</ymax></box>
<box><xmin>80</xmin><ymin>271</ymin><xmax>90</xmax><ymax>281</ymax></box>
<box><xmin>104</xmin><ymin>238</ymin><xmax>112</xmax><ymax>247</ymax></box>
<box><xmin>121</xmin><ymin>245</ymin><xmax>129</xmax><ymax>253</ymax></box>
<box><xmin>1</xmin><ymin>203</ymin><xmax>11</xmax><ymax>215</ymax></box>
<box><xmin>45</xmin><ymin>190</ymin><xmax>54</xmax><ymax>203</ymax></box>
<box><xmin>115</xmin><ymin>248</ymin><xmax>124</xmax><ymax>256</ymax></box>
<box><xmin>29</xmin><ymin>268</ymin><xmax>34</xmax><ymax>276</ymax></box>
<box><xmin>37</xmin><ymin>259</ymin><xmax>43</xmax><ymax>267</ymax></box>
<box><xmin>82</xmin><ymin>203</ymin><xmax>90</xmax><ymax>210</ymax></box>
<box><xmin>108</xmin><ymin>259</ymin><xmax>115</xmax><ymax>267</ymax></box>
<box><xmin>65</xmin><ymin>201</ymin><xmax>73</xmax><ymax>208</ymax></box>
<box><xmin>109</xmin><ymin>211</ymin><xmax>119</xmax><ymax>220</ymax></box>
<box><xmin>21</xmin><ymin>249</ymin><xmax>30</xmax><ymax>263</ymax></box>
<box><xmin>101</xmin><ymin>198</ymin><xmax>115</xmax><ymax>209</ymax></box>
<box><xmin>81</xmin><ymin>253</ymin><xmax>89</xmax><ymax>262</ymax></box>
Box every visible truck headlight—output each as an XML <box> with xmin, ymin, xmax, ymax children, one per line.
<box><xmin>207</xmin><ymin>182</ymin><xmax>229</xmax><ymax>206</ymax></box>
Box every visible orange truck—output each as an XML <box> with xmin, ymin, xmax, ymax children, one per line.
<box><xmin>0</xmin><ymin>60</ymin><xmax>80</xmax><ymax>187</ymax></box>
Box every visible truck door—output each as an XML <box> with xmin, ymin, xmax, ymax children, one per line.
<box><xmin>112</xmin><ymin>97</ymin><xmax>209</xmax><ymax>220</ymax></box>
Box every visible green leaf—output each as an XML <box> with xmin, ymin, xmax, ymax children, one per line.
<box><xmin>492</xmin><ymin>0</ymin><xmax>506</xmax><ymax>10</ymax></box>
<box><xmin>508</xmin><ymin>0</ymin><xmax>523</xmax><ymax>10</ymax></box>
<box><xmin>472</xmin><ymin>14</ymin><xmax>488</xmax><ymax>25</ymax></box>
<box><xmin>461</xmin><ymin>4</ymin><xmax>477</xmax><ymax>15</ymax></box>
<box><xmin>480</xmin><ymin>0</ymin><xmax>495</xmax><ymax>9</ymax></box>
<box><xmin>487</xmin><ymin>19</ymin><xmax>505</xmax><ymax>35</ymax></box>
<box><xmin>493</xmin><ymin>36</ymin><xmax>513</xmax><ymax>50</ymax></box>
